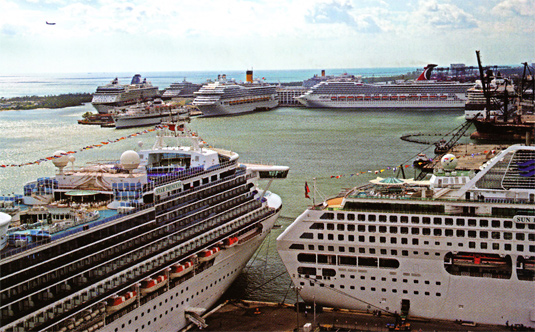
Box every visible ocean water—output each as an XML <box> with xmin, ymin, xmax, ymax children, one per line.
<box><xmin>0</xmin><ymin>69</ymin><xmax>472</xmax><ymax>304</ymax></box>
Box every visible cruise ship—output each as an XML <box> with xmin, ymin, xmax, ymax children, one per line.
<box><xmin>91</xmin><ymin>74</ymin><xmax>160</xmax><ymax>114</ymax></box>
<box><xmin>277</xmin><ymin>146</ymin><xmax>535</xmax><ymax>328</ymax></box>
<box><xmin>192</xmin><ymin>71</ymin><xmax>278</xmax><ymax>117</ymax></box>
<box><xmin>0</xmin><ymin>117</ymin><xmax>289</xmax><ymax>332</ymax></box>
<box><xmin>112</xmin><ymin>99</ymin><xmax>187</xmax><ymax>129</ymax></box>
<box><xmin>295</xmin><ymin>65</ymin><xmax>473</xmax><ymax>109</ymax></box>
<box><xmin>161</xmin><ymin>79</ymin><xmax>202</xmax><ymax>99</ymax></box>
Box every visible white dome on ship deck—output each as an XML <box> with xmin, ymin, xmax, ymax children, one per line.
<box><xmin>52</xmin><ymin>150</ymin><xmax>69</xmax><ymax>168</ymax></box>
<box><xmin>120</xmin><ymin>150</ymin><xmax>141</xmax><ymax>172</ymax></box>
<box><xmin>441</xmin><ymin>153</ymin><xmax>457</xmax><ymax>171</ymax></box>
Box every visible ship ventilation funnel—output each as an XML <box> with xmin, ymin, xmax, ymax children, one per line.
<box><xmin>321</xmin><ymin>70</ymin><xmax>325</xmax><ymax>77</ymax></box>
<box><xmin>246</xmin><ymin>70</ymin><xmax>253</xmax><ymax>83</ymax></box>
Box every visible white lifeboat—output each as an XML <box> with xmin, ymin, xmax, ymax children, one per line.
<box><xmin>140</xmin><ymin>275</ymin><xmax>167</xmax><ymax>296</ymax></box>
<box><xmin>222</xmin><ymin>236</ymin><xmax>239</xmax><ymax>248</ymax></box>
<box><xmin>106</xmin><ymin>290</ymin><xmax>137</xmax><ymax>313</ymax></box>
<box><xmin>170</xmin><ymin>261</ymin><xmax>194</xmax><ymax>279</ymax></box>
<box><xmin>198</xmin><ymin>247</ymin><xmax>221</xmax><ymax>262</ymax></box>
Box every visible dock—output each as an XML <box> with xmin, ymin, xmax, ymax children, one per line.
<box><xmin>185</xmin><ymin>300</ymin><xmax>509</xmax><ymax>332</ymax></box>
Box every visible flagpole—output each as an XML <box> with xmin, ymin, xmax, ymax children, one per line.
<box><xmin>313</xmin><ymin>177</ymin><xmax>316</xmax><ymax>206</ymax></box>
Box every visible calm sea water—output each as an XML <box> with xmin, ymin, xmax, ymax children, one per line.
<box><xmin>0</xmin><ymin>70</ymin><xmax>472</xmax><ymax>304</ymax></box>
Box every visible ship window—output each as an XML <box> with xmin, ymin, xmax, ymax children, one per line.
<box><xmin>337</xmin><ymin>213</ymin><xmax>345</xmax><ymax>220</ymax></box>
<box><xmin>492</xmin><ymin>220</ymin><xmax>500</xmax><ymax>228</ymax></box>
<box><xmin>401</xmin><ymin>227</ymin><xmax>408</xmax><ymax>234</ymax></box>
<box><xmin>349</xmin><ymin>247</ymin><xmax>355</xmax><ymax>253</ymax></box>
<box><xmin>358</xmin><ymin>225</ymin><xmax>365</xmax><ymax>232</ymax></box>
<box><xmin>411</xmin><ymin>216</ymin><xmax>419</xmax><ymax>224</ymax></box>
<box><xmin>456</xmin><ymin>230</ymin><xmax>465</xmax><ymax>237</ymax></box>
<box><xmin>481</xmin><ymin>242</ymin><xmax>488</xmax><ymax>249</ymax></box>
<box><xmin>359</xmin><ymin>248</ymin><xmax>365</xmax><ymax>253</ymax></box>
<box><xmin>348</xmin><ymin>235</ymin><xmax>355</xmax><ymax>241</ymax></box>
<box><xmin>401</xmin><ymin>216</ymin><xmax>408</xmax><ymax>223</ymax></box>
<box><xmin>369</xmin><ymin>248</ymin><xmax>376</xmax><ymax>254</ymax></box>
<box><xmin>381</xmin><ymin>249</ymin><xmax>387</xmax><ymax>254</ymax></box>
<box><xmin>379</xmin><ymin>258</ymin><xmax>399</xmax><ymax>269</ymax></box>
<box><xmin>402</xmin><ymin>250</ymin><xmax>408</xmax><ymax>256</ymax></box>
<box><xmin>337</xmin><ymin>224</ymin><xmax>344</xmax><ymax>230</ymax></box>
<box><xmin>359</xmin><ymin>257</ymin><xmax>378</xmax><ymax>267</ymax></box>
<box><xmin>445</xmin><ymin>218</ymin><xmax>453</xmax><ymax>225</ymax></box>
<box><xmin>530</xmin><ymin>245</ymin><xmax>535</xmax><ymax>252</ymax></box>
<box><xmin>491</xmin><ymin>232</ymin><xmax>500</xmax><ymax>239</ymax></box>
<box><xmin>348</xmin><ymin>224</ymin><xmax>355</xmax><ymax>231</ymax></box>
<box><xmin>468</xmin><ymin>230</ymin><xmax>476</xmax><ymax>238</ymax></box>
<box><xmin>434</xmin><ymin>229</ymin><xmax>442</xmax><ymax>236</ymax></box>
<box><xmin>327</xmin><ymin>223</ymin><xmax>334</xmax><ymax>230</ymax></box>
<box><xmin>480</xmin><ymin>231</ymin><xmax>488</xmax><ymax>238</ymax></box>
<box><xmin>504</xmin><ymin>220</ymin><xmax>513</xmax><ymax>228</ymax></box>
<box><xmin>422</xmin><ymin>228</ymin><xmax>431</xmax><ymax>235</ymax></box>
<box><xmin>469</xmin><ymin>242</ymin><xmax>476</xmax><ymax>248</ymax></box>
<box><xmin>411</xmin><ymin>228</ymin><xmax>419</xmax><ymax>235</ymax></box>
<box><xmin>309</xmin><ymin>245</ymin><xmax>315</xmax><ymax>250</ymax></box>
<box><xmin>390</xmin><ymin>227</ymin><xmax>397</xmax><ymax>233</ymax></box>
<box><xmin>456</xmin><ymin>218</ymin><xmax>465</xmax><ymax>226</ymax></box>
<box><xmin>298</xmin><ymin>267</ymin><xmax>317</xmax><ymax>275</ymax></box>
<box><xmin>401</xmin><ymin>238</ymin><xmax>408</xmax><ymax>244</ymax></box>
<box><xmin>359</xmin><ymin>235</ymin><xmax>365</xmax><ymax>242</ymax></box>
<box><xmin>318</xmin><ymin>245</ymin><xmax>324</xmax><ymax>251</ymax></box>
<box><xmin>380</xmin><ymin>237</ymin><xmax>387</xmax><ymax>243</ymax></box>
<box><xmin>369</xmin><ymin>236</ymin><xmax>376</xmax><ymax>243</ymax></box>
<box><xmin>300</xmin><ymin>233</ymin><xmax>313</xmax><ymax>239</ymax></box>
<box><xmin>369</xmin><ymin>215</ymin><xmax>376</xmax><ymax>221</ymax></box>
<box><xmin>338</xmin><ymin>234</ymin><xmax>344</xmax><ymax>241</ymax></box>
<box><xmin>504</xmin><ymin>244</ymin><xmax>512</xmax><ymax>251</ymax></box>
<box><xmin>379</xmin><ymin>226</ymin><xmax>387</xmax><ymax>233</ymax></box>
<box><xmin>389</xmin><ymin>216</ymin><xmax>397</xmax><ymax>222</ymax></box>
<box><xmin>379</xmin><ymin>215</ymin><xmax>387</xmax><ymax>222</ymax></box>
<box><xmin>369</xmin><ymin>225</ymin><xmax>376</xmax><ymax>232</ymax></box>
<box><xmin>504</xmin><ymin>232</ymin><xmax>512</xmax><ymax>240</ymax></box>
<box><xmin>391</xmin><ymin>237</ymin><xmax>397</xmax><ymax>244</ymax></box>
<box><xmin>493</xmin><ymin>243</ymin><xmax>500</xmax><ymax>250</ymax></box>
<box><xmin>516</xmin><ymin>223</ymin><xmax>526</xmax><ymax>229</ymax></box>
<box><xmin>297</xmin><ymin>253</ymin><xmax>316</xmax><ymax>263</ymax></box>
<box><xmin>339</xmin><ymin>256</ymin><xmax>357</xmax><ymax>266</ymax></box>
<box><xmin>322</xmin><ymin>268</ymin><xmax>336</xmax><ymax>277</ymax></box>
<box><xmin>422</xmin><ymin>217</ymin><xmax>431</xmax><ymax>224</ymax></box>
<box><xmin>328</xmin><ymin>234</ymin><xmax>334</xmax><ymax>240</ymax></box>
<box><xmin>412</xmin><ymin>239</ymin><xmax>419</xmax><ymax>245</ymax></box>
<box><xmin>433</xmin><ymin>218</ymin><xmax>442</xmax><ymax>225</ymax></box>
<box><xmin>318</xmin><ymin>234</ymin><xmax>324</xmax><ymax>240</ymax></box>
<box><xmin>290</xmin><ymin>244</ymin><xmax>305</xmax><ymax>250</ymax></box>
<box><xmin>328</xmin><ymin>246</ymin><xmax>334</xmax><ymax>251</ymax></box>
<box><xmin>347</xmin><ymin>214</ymin><xmax>355</xmax><ymax>221</ymax></box>
<box><xmin>480</xmin><ymin>219</ymin><xmax>488</xmax><ymax>227</ymax></box>
<box><xmin>517</xmin><ymin>233</ymin><xmax>525</xmax><ymax>240</ymax></box>
<box><xmin>320</xmin><ymin>213</ymin><xmax>334</xmax><ymax>220</ymax></box>
<box><xmin>310</xmin><ymin>223</ymin><xmax>324</xmax><ymax>230</ymax></box>
<box><xmin>467</xmin><ymin>219</ymin><xmax>477</xmax><ymax>227</ymax></box>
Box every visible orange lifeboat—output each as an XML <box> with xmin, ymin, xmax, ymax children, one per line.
<box><xmin>140</xmin><ymin>275</ymin><xmax>167</xmax><ymax>296</ymax></box>
<box><xmin>223</xmin><ymin>236</ymin><xmax>239</xmax><ymax>248</ymax></box>
<box><xmin>170</xmin><ymin>261</ymin><xmax>194</xmax><ymax>279</ymax></box>
<box><xmin>198</xmin><ymin>247</ymin><xmax>221</xmax><ymax>262</ymax></box>
<box><xmin>106</xmin><ymin>291</ymin><xmax>137</xmax><ymax>313</ymax></box>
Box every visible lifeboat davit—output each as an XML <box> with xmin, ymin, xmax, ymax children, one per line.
<box><xmin>140</xmin><ymin>275</ymin><xmax>167</xmax><ymax>296</ymax></box>
<box><xmin>106</xmin><ymin>291</ymin><xmax>137</xmax><ymax>313</ymax></box>
<box><xmin>170</xmin><ymin>261</ymin><xmax>194</xmax><ymax>279</ymax></box>
<box><xmin>198</xmin><ymin>247</ymin><xmax>221</xmax><ymax>262</ymax></box>
<box><xmin>223</xmin><ymin>236</ymin><xmax>239</xmax><ymax>248</ymax></box>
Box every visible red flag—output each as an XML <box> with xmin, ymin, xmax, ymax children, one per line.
<box><xmin>305</xmin><ymin>182</ymin><xmax>310</xmax><ymax>199</ymax></box>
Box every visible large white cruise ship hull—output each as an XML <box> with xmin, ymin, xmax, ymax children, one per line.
<box><xmin>296</xmin><ymin>97</ymin><xmax>466</xmax><ymax>109</ymax></box>
<box><xmin>197</xmin><ymin>99</ymin><xmax>278</xmax><ymax>117</ymax></box>
<box><xmin>108</xmin><ymin>212</ymin><xmax>279</xmax><ymax>331</ymax></box>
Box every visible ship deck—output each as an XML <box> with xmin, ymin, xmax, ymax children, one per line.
<box><xmin>423</xmin><ymin>143</ymin><xmax>510</xmax><ymax>172</ymax></box>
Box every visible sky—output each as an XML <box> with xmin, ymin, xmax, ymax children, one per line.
<box><xmin>0</xmin><ymin>0</ymin><xmax>533</xmax><ymax>73</ymax></box>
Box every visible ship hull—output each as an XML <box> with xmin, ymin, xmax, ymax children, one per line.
<box><xmin>107</xmin><ymin>211</ymin><xmax>279</xmax><ymax>331</ymax></box>
<box><xmin>296</xmin><ymin>97</ymin><xmax>465</xmax><ymax>109</ymax></box>
<box><xmin>92</xmin><ymin>87</ymin><xmax>160</xmax><ymax>114</ymax></box>
<box><xmin>197</xmin><ymin>98</ymin><xmax>278</xmax><ymax>117</ymax></box>
<box><xmin>114</xmin><ymin>112</ymin><xmax>178</xmax><ymax>129</ymax></box>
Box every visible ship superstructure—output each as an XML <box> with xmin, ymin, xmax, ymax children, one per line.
<box><xmin>112</xmin><ymin>99</ymin><xmax>188</xmax><ymax>129</ymax></box>
<box><xmin>277</xmin><ymin>146</ymin><xmax>535</xmax><ymax>328</ymax></box>
<box><xmin>192</xmin><ymin>71</ymin><xmax>278</xmax><ymax>117</ymax></box>
<box><xmin>161</xmin><ymin>79</ymin><xmax>202</xmax><ymax>99</ymax></box>
<box><xmin>296</xmin><ymin>65</ymin><xmax>473</xmax><ymax>109</ymax></box>
<box><xmin>91</xmin><ymin>74</ymin><xmax>159</xmax><ymax>114</ymax></box>
<box><xmin>0</xmin><ymin>118</ymin><xmax>289</xmax><ymax>332</ymax></box>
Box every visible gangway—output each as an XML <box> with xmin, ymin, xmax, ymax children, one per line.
<box><xmin>185</xmin><ymin>311</ymin><xmax>208</xmax><ymax>329</ymax></box>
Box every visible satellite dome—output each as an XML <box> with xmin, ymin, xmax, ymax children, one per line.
<box><xmin>52</xmin><ymin>150</ymin><xmax>69</xmax><ymax>168</ymax></box>
<box><xmin>441</xmin><ymin>153</ymin><xmax>458</xmax><ymax>171</ymax></box>
<box><xmin>120</xmin><ymin>150</ymin><xmax>140</xmax><ymax>172</ymax></box>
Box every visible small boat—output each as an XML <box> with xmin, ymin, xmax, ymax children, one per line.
<box><xmin>169</xmin><ymin>261</ymin><xmax>194</xmax><ymax>279</ymax></box>
<box><xmin>198</xmin><ymin>247</ymin><xmax>221</xmax><ymax>262</ymax></box>
<box><xmin>106</xmin><ymin>291</ymin><xmax>137</xmax><ymax>313</ymax></box>
<box><xmin>140</xmin><ymin>275</ymin><xmax>167</xmax><ymax>296</ymax></box>
<box><xmin>222</xmin><ymin>236</ymin><xmax>239</xmax><ymax>248</ymax></box>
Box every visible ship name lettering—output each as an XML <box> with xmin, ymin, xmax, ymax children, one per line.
<box><xmin>155</xmin><ymin>181</ymin><xmax>183</xmax><ymax>196</ymax></box>
<box><xmin>513</xmin><ymin>215</ymin><xmax>535</xmax><ymax>223</ymax></box>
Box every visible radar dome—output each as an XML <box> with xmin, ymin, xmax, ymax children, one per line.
<box><xmin>441</xmin><ymin>153</ymin><xmax>458</xmax><ymax>171</ymax></box>
<box><xmin>120</xmin><ymin>150</ymin><xmax>141</xmax><ymax>172</ymax></box>
<box><xmin>52</xmin><ymin>150</ymin><xmax>69</xmax><ymax>168</ymax></box>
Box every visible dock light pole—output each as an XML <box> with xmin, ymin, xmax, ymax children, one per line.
<box><xmin>313</xmin><ymin>295</ymin><xmax>316</xmax><ymax>327</ymax></box>
<box><xmin>291</xmin><ymin>285</ymin><xmax>302</xmax><ymax>332</ymax></box>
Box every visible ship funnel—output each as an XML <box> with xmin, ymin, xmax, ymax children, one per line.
<box><xmin>417</xmin><ymin>64</ymin><xmax>438</xmax><ymax>81</ymax></box>
<box><xmin>246</xmin><ymin>70</ymin><xmax>253</xmax><ymax>83</ymax></box>
<box><xmin>321</xmin><ymin>70</ymin><xmax>325</xmax><ymax>77</ymax></box>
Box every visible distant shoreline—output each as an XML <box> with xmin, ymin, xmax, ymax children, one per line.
<box><xmin>0</xmin><ymin>93</ymin><xmax>92</xmax><ymax>111</ymax></box>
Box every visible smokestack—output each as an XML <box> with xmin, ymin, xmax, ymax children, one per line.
<box><xmin>246</xmin><ymin>69</ymin><xmax>253</xmax><ymax>83</ymax></box>
<box><xmin>321</xmin><ymin>70</ymin><xmax>325</xmax><ymax>77</ymax></box>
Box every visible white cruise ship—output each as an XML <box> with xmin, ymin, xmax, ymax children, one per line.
<box><xmin>161</xmin><ymin>79</ymin><xmax>202</xmax><ymax>99</ymax></box>
<box><xmin>277</xmin><ymin>146</ymin><xmax>535</xmax><ymax>328</ymax></box>
<box><xmin>112</xmin><ymin>99</ymin><xmax>188</xmax><ymax>129</ymax></box>
<box><xmin>192</xmin><ymin>71</ymin><xmax>278</xmax><ymax>117</ymax></box>
<box><xmin>91</xmin><ymin>74</ymin><xmax>160</xmax><ymax>114</ymax></box>
<box><xmin>296</xmin><ymin>65</ymin><xmax>473</xmax><ymax>109</ymax></box>
<box><xmin>0</xmin><ymin>117</ymin><xmax>289</xmax><ymax>332</ymax></box>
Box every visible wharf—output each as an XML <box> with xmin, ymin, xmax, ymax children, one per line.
<box><xmin>186</xmin><ymin>300</ymin><xmax>509</xmax><ymax>332</ymax></box>
<box><xmin>422</xmin><ymin>143</ymin><xmax>510</xmax><ymax>173</ymax></box>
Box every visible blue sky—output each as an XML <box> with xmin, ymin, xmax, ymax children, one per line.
<box><xmin>0</xmin><ymin>0</ymin><xmax>533</xmax><ymax>73</ymax></box>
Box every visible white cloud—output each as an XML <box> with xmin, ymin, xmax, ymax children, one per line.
<box><xmin>492</xmin><ymin>0</ymin><xmax>535</xmax><ymax>16</ymax></box>
<box><xmin>412</xmin><ymin>0</ymin><xmax>478</xmax><ymax>30</ymax></box>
